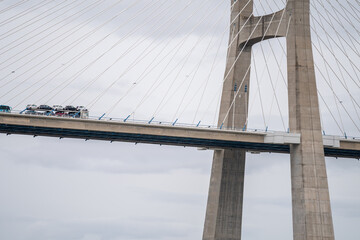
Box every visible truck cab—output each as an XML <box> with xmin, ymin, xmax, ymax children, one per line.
<box><xmin>0</xmin><ymin>105</ymin><xmax>11</xmax><ymax>113</ymax></box>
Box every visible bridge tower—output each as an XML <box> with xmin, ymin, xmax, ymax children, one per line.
<box><xmin>203</xmin><ymin>0</ymin><xmax>335</xmax><ymax>239</ymax></box>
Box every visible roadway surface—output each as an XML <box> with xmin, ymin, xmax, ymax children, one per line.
<box><xmin>0</xmin><ymin>113</ymin><xmax>359</xmax><ymax>159</ymax></box>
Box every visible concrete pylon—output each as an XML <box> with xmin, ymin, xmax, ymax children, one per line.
<box><xmin>286</xmin><ymin>0</ymin><xmax>335</xmax><ymax>239</ymax></box>
<box><xmin>203</xmin><ymin>0</ymin><xmax>334</xmax><ymax>239</ymax></box>
<box><xmin>202</xmin><ymin>2</ymin><xmax>254</xmax><ymax>240</ymax></box>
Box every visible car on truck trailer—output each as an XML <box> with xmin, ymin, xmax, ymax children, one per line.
<box><xmin>26</xmin><ymin>104</ymin><xmax>37</xmax><ymax>110</ymax></box>
<box><xmin>52</xmin><ymin>105</ymin><xmax>63</xmax><ymax>111</ymax></box>
<box><xmin>23</xmin><ymin>104</ymin><xmax>89</xmax><ymax>119</ymax></box>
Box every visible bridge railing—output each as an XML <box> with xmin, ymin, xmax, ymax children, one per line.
<box><xmin>3</xmin><ymin>110</ymin><xmax>360</xmax><ymax>140</ymax></box>
<box><xmin>88</xmin><ymin>115</ymin><xmax>273</xmax><ymax>133</ymax></box>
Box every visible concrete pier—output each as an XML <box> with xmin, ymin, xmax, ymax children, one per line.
<box><xmin>203</xmin><ymin>0</ymin><xmax>335</xmax><ymax>239</ymax></box>
<box><xmin>287</xmin><ymin>0</ymin><xmax>335</xmax><ymax>239</ymax></box>
<box><xmin>203</xmin><ymin>2</ymin><xmax>253</xmax><ymax>239</ymax></box>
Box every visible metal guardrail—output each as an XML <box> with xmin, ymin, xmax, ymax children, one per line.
<box><xmin>5</xmin><ymin>110</ymin><xmax>360</xmax><ymax>140</ymax></box>
<box><xmin>8</xmin><ymin>109</ymin><xmax>270</xmax><ymax>133</ymax></box>
<box><xmin>1</xmin><ymin>112</ymin><xmax>359</xmax><ymax>158</ymax></box>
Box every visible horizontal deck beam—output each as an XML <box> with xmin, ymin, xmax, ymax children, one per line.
<box><xmin>0</xmin><ymin>113</ymin><xmax>359</xmax><ymax>158</ymax></box>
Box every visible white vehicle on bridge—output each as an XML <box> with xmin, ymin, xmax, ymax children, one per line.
<box><xmin>26</xmin><ymin>104</ymin><xmax>37</xmax><ymax>110</ymax></box>
<box><xmin>78</xmin><ymin>109</ymin><xmax>89</xmax><ymax>119</ymax></box>
<box><xmin>76</xmin><ymin>106</ymin><xmax>87</xmax><ymax>111</ymax></box>
<box><xmin>52</xmin><ymin>105</ymin><xmax>63</xmax><ymax>111</ymax></box>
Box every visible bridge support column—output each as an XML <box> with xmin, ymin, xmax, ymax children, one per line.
<box><xmin>203</xmin><ymin>0</ymin><xmax>289</xmax><ymax>238</ymax></box>
<box><xmin>203</xmin><ymin>149</ymin><xmax>246</xmax><ymax>240</ymax></box>
<box><xmin>286</xmin><ymin>0</ymin><xmax>335</xmax><ymax>239</ymax></box>
<box><xmin>203</xmin><ymin>2</ymin><xmax>252</xmax><ymax>240</ymax></box>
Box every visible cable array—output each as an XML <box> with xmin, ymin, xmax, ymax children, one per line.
<box><xmin>0</xmin><ymin>0</ymin><xmax>358</xmax><ymax>137</ymax></box>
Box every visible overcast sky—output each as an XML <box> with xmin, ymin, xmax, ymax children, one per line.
<box><xmin>0</xmin><ymin>0</ymin><xmax>359</xmax><ymax>240</ymax></box>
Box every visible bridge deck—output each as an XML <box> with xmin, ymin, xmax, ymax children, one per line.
<box><xmin>0</xmin><ymin>113</ymin><xmax>359</xmax><ymax>159</ymax></box>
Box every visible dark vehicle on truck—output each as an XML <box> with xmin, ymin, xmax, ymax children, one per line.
<box><xmin>25</xmin><ymin>110</ymin><xmax>36</xmax><ymax>115</ymax></box>
<box><xmin>37</xmin><ymin>105</ymin><xmax>53</xmax><ymax>111</ymax></box>
<box><xmin>36</xmin><ymin>105</ymin><xmax>53</xmax><ymax>115</ymax></box>
<box><xmin>64</xmin><ymin>105</ymin><xmax>77</xmax><ymax>111</ymax></box>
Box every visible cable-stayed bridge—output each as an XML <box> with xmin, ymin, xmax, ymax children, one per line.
<box><xmin>0</xmin><ymin>0</ymin><xmax>359</xmax><ymax>239</ymax></box>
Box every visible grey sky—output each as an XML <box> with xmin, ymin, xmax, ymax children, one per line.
<box><xmin>1</xmin><ymin>135</ymin><xmax>359</xmax><ymax>240</ymax></box>
<box><xmin>0</xmin><ymin>0</ymin><xmax>359</xmax><ymax>240</ymax></box>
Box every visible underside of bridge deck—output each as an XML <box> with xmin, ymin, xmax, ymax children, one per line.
<box><xmin>0</xmin><ymin>113</ymin><xmax>359</xmax><ymax>159</ymax></box>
